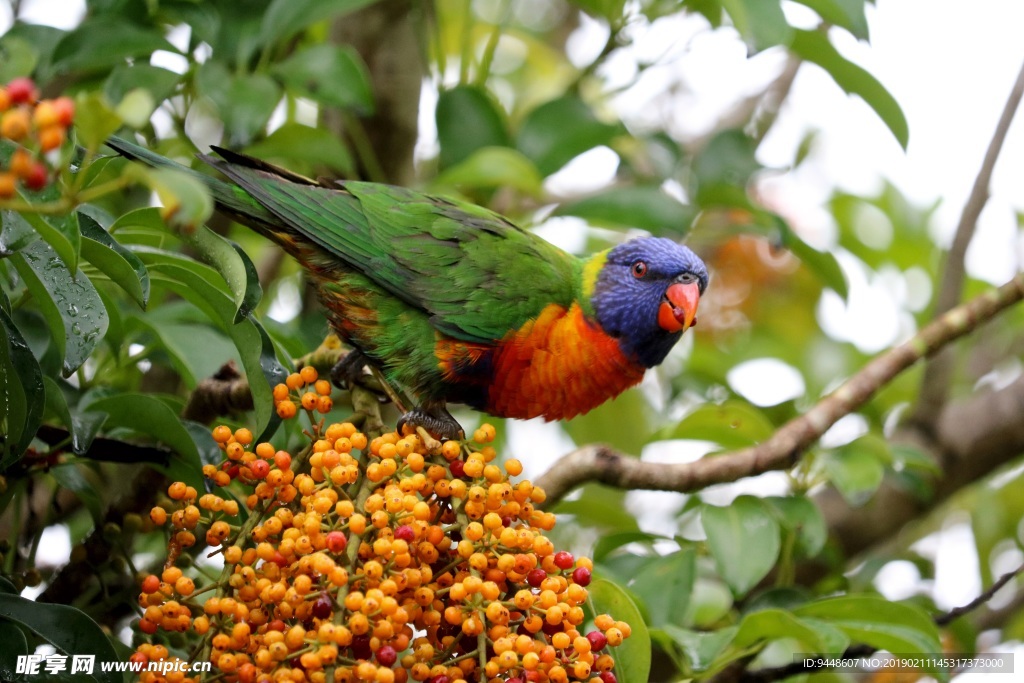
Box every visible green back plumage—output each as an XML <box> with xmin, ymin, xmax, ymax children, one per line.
<box><xmin>202</xmin><ymin>149</ymin><xmax>580</xmax><ymax>343</ymax></box>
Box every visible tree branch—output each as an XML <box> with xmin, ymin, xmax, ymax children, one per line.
<box><xmin>912</xmin><ymin>56</ymin><xmax>1024</xmax><ymax>428</ymax></box>
<box><xmin>537</xmin><ymin>273</ymin><xmax>1024</xmax><ymax>506</ymax></box>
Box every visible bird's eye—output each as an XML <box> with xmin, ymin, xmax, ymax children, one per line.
<box><xmin>678</xmin><ymin>272</ymin><xmax>696</xmax><ymax>284</ymax></box>
<box><xmin>631</xmin><ymin>261</ymin><xmax>648</xmax><ymax>278</ymax></box>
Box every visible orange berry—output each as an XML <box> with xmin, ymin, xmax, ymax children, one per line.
<box><xmin>276</xmin><ymin>400</ymin><xmax>297</xmax><ymax>419</ymax></box>
<box><xmin>38</xmin><ymin>124</ymin><xmax>64</xmax><ymax>152</ymax></box>
<box><xmin>285</xmin><ymin>372</ymin><xmax>303</xmax><ymax>390</ymax></box>
<box><xmin>273</xmin><ymin>383</ymin><xmax>289</xmax><ymax>400</ymax></box>
<box><xmin>316</xmin><ymin>395</ymin><xmax>333</xmax><ymax>413</ymax></box>
<box><xmin>314</xmin><ymin>379</ymin><xmax>331</xmax><ymax>395</ymax></box>
<box><xmin>149</xmin><ymin>506</ymin><xmax>167</xmax><ymax>525</ymax></box>
<box><xmin>0</xmin><ymin>89</ymin><xmax>9</xmax><ymax>111</ymax></box>
<box><xmin>52</xmin><ymin>96</ymin><xmax>74</xmax><ymax>126</ymax></box>
<box><xmin>212</xmin><ymin>425</ymin><xmax>232</xmax><ymax>443</ymax></box>
<box><xmin>0</xmin><ymin>171</ymin><xmax>14</xmax><ymax>199</ymax></box>
<box><xmin>299</xmin><ymin>365</ymin><xmax>318</xmax><ymax>384</ymax></box>
<box><xmin>234</xmin><ymin>428</ymin><xmax>253</xmax><ymax>445</ymax></box>
<box><xmin>141</xmin><ymin>574</ymin><xmax>160</xmax><ymax>594</ymax></box>
<box><xmin>167</xmin><ymin>481</ymin><xmax>187</xmax><ymax>500</ymax></box>
<box><xmin>1</xmin><ymin>109</ymin><xmax>30</xmax><ymax>141</ymax></box>
<box><xmin>32</xmin><ymin>100</ymin><xmax>59</xmax><ymax>128</ymax></box>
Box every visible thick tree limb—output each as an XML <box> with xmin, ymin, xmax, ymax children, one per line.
<box><xmin>536</xmin><ymin>273</ymin><xmax>1024</xmax><ymax>505</ymax></box>
<box><xmin>912</xmin><ymin>57</ymin><xmax>1024</xmax><ymax>428</ymax></box>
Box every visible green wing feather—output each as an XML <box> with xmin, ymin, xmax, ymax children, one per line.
<box><xmin>202</xmin><ymin>149</ymin><xmax>580</xmax><ymax>343</ymax></box>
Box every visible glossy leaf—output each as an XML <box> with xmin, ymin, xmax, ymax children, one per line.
<box><xmin>43</xmin><ymin>376</ymin><xmax>104</xmax><ymax>455</ymax></box>
<box><xmin>588</xmin><ymin>579</ymin><xmax>651</xmax><ymax>683</ymax></box>
<box><xmin>765</xmin><ymin>495</ymin><xmax>828</xmax><ymax>558</ymax></box>
<box><xmin>79</xmin><ymin>212</ymin><xmax>150</xmax><ymax>308</ymax></box>
<box><xmin>720</xmin><ymin>0</ymin><xmax>790</xmax><ymax>51</ymax></box>
<box><xmin>49</xmin><ymin>463</ymin><xmax>104</xmax><ymax>524</ymax></box>
<box><xmin>134</xmin><ymin>319</ymin><xmax>237</xmax><ymax>388</ymax></box>
<box><xmin>174</xmin><ymin>221</ymin><xmax>262</xmax><ymax>323</ymax></box>
<box><xmin>516</xmin><ymin>96</ymin><xmax>624</xmax><ymax>176</ymax></box>
<box><xmin>702</xmin><ymin>496</ymin><xmax>781</xmax><ymax>596</ymax></box>
<box><xmin>273</xmin><ymin>44</ymin><xmax>373</xmax><ymax>113</ymax></box>
<box><xmin>822</xmin><ymin>435</ymin><xmax>889</xmax><ymax>506</ymax></box>
<box><xmin>219</xmin><ymin>74</ymin><xmax>282</xmax><ymax>147</ymax></box>
<box><xmin>10</xmin><ymin>238</ymin><xmax>108</xmax><ymax>377</ymax></box>
<box><xmin>662</xmin><ymin>625</ymin><xmax>737</xmax><ymax>673</ymax></box>
<box><xmin>663</xmin><ymin>400</ymin><xmax>775</xmax><ymax>449</ymax></box>
<box><xmin>104</xmin><ymin>63</ymin><xmax>181</xmax><ymax>105</ymax></box>
<box><xmin>137</xmin><ymin>249</ymin><xmax>285</xmax><ymax>435</ymax></box>
<box><xmin>436</xmin><ymin>85</ymin><xmax>510</xmax><ymax>170</ymax></box>
<box><xmin>0</xmin><ymin>209</ymin><xmax>37</xmax><ymax>254</ymax></box>
<box><xmin>630</xmin><ymin>548</ymin><xmax>696</xmax><ymax>628</ymax></box>
<box><xmin>142</xmin><ymin>167</ymin><xmax>215</xmax><ymax>235</ymax></box>
<box><xmin>555</xmin><ymin>186</ymin><xmax>695</xmax><ymax>235</ymax></box>
<box><xmin>258</xmin><ymin>0</ymin><xmax>378</xmax><ymax>47</ymax></box>
<box><xmin>84</xmin><ymin>393</ymin><xmax>204</xmax><ymax>489</ymax></box>
<box><xmin>50</xmin><ymin>16</ymin><xmax>177</xmax><ymax>74</ymax></box>
<box><xmin>789</xmin><ymin>28</ymin><xmax>909</xmax><ymax>149</ymax></box>
<box><xmin>434</xmin><ymin>147</ymin><xmax>544</xmax><ymax>196</ymax></box>
<box><xmin>0</xmin><ymin>592</ymin><xmax>121</xmax><ymax>683</ymax></box>
<box><xmin>0</xmin><ymin>306</ymin><xmax>44</xmax><ymax>468</ymax></box>
<box><xmin>792</xmin><ymin>0</ymin><xmax>869</xmax><ymax>40</ymax></box>
<box><xmin>245</xmin><ymin>123</ymin><xmax>354</xmax><ymax>175</ymax></box>
<box><xmin>794</xmin><ymin>595</ymin><xmax>944</xmax><ymax>678</ymax></box>
<box><xmin>592</xmin><ymin>530</ymin><xmax>665</xmax><ymax>563</ymax></box>
<box><xmin>734</xmin><ymin>608</ymin><xmax>848</xmax><ymax>654</ymax></box>
<box><xmin>0</xmin><ymin>618</ymin><xmax>29</xmax><ymax>683</ymax></box>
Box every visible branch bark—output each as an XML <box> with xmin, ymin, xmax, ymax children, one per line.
<box><xmin>911</xmin><ymin>57</ymin><xmax>1024</xmax><ymax>429</ymax></box>
<box><xmin>536</xmin><ymin>273</ymin><xmax>1024</xmax><ymax>506</ymax></box>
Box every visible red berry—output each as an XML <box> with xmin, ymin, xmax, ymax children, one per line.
<box><xmin>351</xmin><ymin>635</ymin><xmax>371</xmax><ymax>660</ymax></box>
<box><xmin>53</xmin><ymin>96</ymin><xmax>76</xmax><ymax>126</ymax></box>
<box><xmin>572</xmin><ymin>566</ymin><xmax>592</xmax><ymax>586</ymax></box>
<box><xmin>586</xmin><ymin>630</ymin><xmax>607</xmax><ymax>652</ymax></box>
<box><xmin>428</xmin><ymin>677</ymin><xmax>450</xmax><ymax>683</ymax></box>
<box><xmin>326</xmin><ymin>531</ymin><xmax>348</xmax><ymax>553</ymax></box>
<box><xmin>394</xmin><ymin>525</ymin><xmax>415</xmax><ymax>542</ymax></box>
<box><xmin>140</xmin><ymin>574</ymin><xmax>161</xmax><ymax>594</ymax></box>
<box><xmin>599</xmin><ymin>672</ymin><xmax>617</xmax><ymax>683</ymax></box>
<box><xmin>449</xmin><ymin>459</ymin><xmax>465</xmax><ymax>478</ymax></box>
<box><xmin>526</xmin><ymin>568</ymin><xmax>546</xmax><ymax>587</ymax></box>
<box><xmin>375</xmin><ymin>645</ymin><xmax>397</xmax><ymax>667</ymax></box>
<box><xmin>6</xmin><ymin>77</ymin><xmax>37</xmax><ymax>105</ymax></box>
<box><xmin>311</xmin><ymin>593</ymin><xmax>332</xmax><ymax>619</ymax></box>
<box><xmin>23</xmin><ymin>162</ymin><xmax>47</xmax><ymax>191</ymax></box>
<box><xmin>553</xmin><ymin>550</ymin><xmax>574</xmax><ymax>570</ymax></box>
<box><xmin>138</xmin><ymin>618</ymin><xmax>158</xmax><ymax>635</ymax></box>
<box><xmin>249</xmin><ymin>459</ymin><xmax>270</xmax><ymax>479</ymax></box>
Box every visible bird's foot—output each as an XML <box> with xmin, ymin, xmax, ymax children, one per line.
<box><xmin>397</xmin><ymin>401</ymin><xmax>465</xmax><ymax>442</ymax></box>
<box><xmin>329</xmin><ymin>349</ymin><xmax>387</xmax><ymax>400</ymax></box>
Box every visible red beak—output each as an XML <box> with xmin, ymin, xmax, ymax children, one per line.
<box><xmin>657</xmin><ymin>281</ymin><xmax>700</xmax><ymax>333</ymax></box>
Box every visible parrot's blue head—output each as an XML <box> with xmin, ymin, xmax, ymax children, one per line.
<box><xmin>590</xmin><ymin>237</ymin><xmax>708</xmax><ymax>368</ymax></box>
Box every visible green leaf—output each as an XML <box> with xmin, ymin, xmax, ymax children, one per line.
<box><xmin>137</xmin><ymin>249</ymin><xmax>285</xmax><ymax>435</ymax></box>
<box><xmin>791</xmin><ymin>0</ymin><xmax>869</xmax><ymax>40</ymax></box>
<box><xmin>555</xmin><ymin>186</ymin><xmax>695</xmax><ymax>236</ymax></box>
<box><xmin>104</xmin><ymin>64</ymin><xmax>182</xmax><ymax>106</ymax></box>
<box><xmin>245</xmin><ymin>123</ymin><xmax>354</xmax><ymax>175</ymax></box>
<box><xmin>568</xmin><ymin>0</ymin><xmax>627</xmax><ymax>21</ymax></box>
<box><xmin>765</xmin><ymin>495</ymin><xmax>827</xmax><ymax>558</ymax></box>
<box><xmin>702</xmin><ymin>496</ymin><xmax>781</xmax><ymax>596</ymax></box>
<box><xmin>79</xmin><ymin>212</ymin><xmax>150</xmax><ymax>308</ymax></box>
<box><xmin>593</xmin><ymin>531</ymin><xmax>664</xmax><ymax>563</ymax></box>
<box><xmin>194</xmin><ymin>233</ymin><xmax>262</xmax><ymax>323</ymax></box>
<box><xmin>0</xmin><ymin>34</ymin><xmax>38</xmax><ymax>82</ymax></box>
<box><xmin>772</xmin><ymin>213</ymin><xmax>849</xmax><ymax>298</ymax></box>
<box><xmin>822</xmin><ymin>435</ymin><xmax>888</xmax><ymax>506</ymax></box>
<box><xmin>43</xmin><ymin>376</ymin><xmax>104</xmax><ymax>455</ymax></box>
<box><xmin>273</xmin><ymin>44</ymin><xmax>373</xmax><ymax>113</ymax></box>
<box><xmin>436</xmin><ymin>85</ymin><xmax>510</xmax><ymax>170</ymax></box>
<box><xmin>434</xmin><ymin>147</ymin><xmax>544</xmax><ymax>196</ymax></box>
<box><xmin>0</xmin><ymin>307</ymin><xmax>44</xmax><ymax>468</ymax></box>
<box><xmin>662</xmin><ymin>624</ymin><xmax>737</xmax><ymax>673</ymax></box>
<box><xmin>0</xmin><ymin>618</ymin><xmax>29</xmax><ymax>683</ymax></box>
<box><xmin>734</xmin><ymin>608</ymin><xmax>848</xmax><ymax>654</ymax></box>
<box><xmin>0</xmin><ymin>592</ymin><xmax>121</xmax><ymax>683</ymax></box>
<box><xmin>50</xmin><ymin>17</ymin><xmax>177</xmax><ymax>75</ymax></box>
<box><xmin>133</xmin><ymin>319</ymin><xmax>237</xmax><ymax>388</ymax></box>
<box><xmin>630</xmin><ymin>548</ymin><xmax>696</xmax><ymax>628</ymax></box>
<box><xmin>259</xmin><ymin>0</ymin><xmax>378</xmax><ymax>47</ymax></box>
<box><xmin>74</xmin><ymin>92</ymin><xmax>123</xmax><ymax>152</ymax></box>
<box><xmin>198</xmin><ymin>72</ymin><xmax>282</xmax><ymax>147</ymax></box>
<box><xmin>662</xmin><ymin>400</ymin><xmax>775</xmax><ymax>449</ymax></box>
<box><xmin>789</xmin><ymin>29</ymin><xmax>908</xmax><ymax>149</ymax></box>
<box><xmin>794</xmin><ymin>595</ymin><xmax>944</xmax><ymax>678</ymax></box>
<box><xmin>50</xmin><ymin>463</ymin><xmax>104</xmax><ymax>524</ymax></box>
<box><xmin>588</xmin><ymin>579</ymin><xmax>651</xmax><ymax>683</ymax></box>
<box><xmin>115</xmin><ymin>88</ymin><xmax>157</xmax><ymax>128</ymax></box>
<box><xmin>692</xmin><ymin>129</ymin><xmax>761</xmax><ymax>208</ymax></box>
<box><xmin>0</xmin><ymin>209</ymin><xmax>37</xmax><ymax>254</ymax></box>
<box><xmin>141</xmin><ymin>167</ymin><xmax>215</xmax><ymax>235</ymax></box>
<box><xmin>84</xmin><ymin>393</ymin><xmax>204</xmax><ymax>489</ymax></box>
<box><xmin>565</xmin><ymin>388</ymin><xmax>653</xmax><ymax>454</ymax></box>
<box><xmin>720</xmin><ymin>0</ymin><xmax>791</xmax><ymax>51</ymax></box>
<box><xmin>517</xmin><ymin>96</ymin><xmax>624</xmax><ymax>176</ymax></box>
<box><xmin>10</xmin><ymin>238</ymin><xmax>108</xmax><ymax>377</ymax></box>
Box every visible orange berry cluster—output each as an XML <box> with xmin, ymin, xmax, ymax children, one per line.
<box><xmin>135</xmin><ymin>367</ymin><xmax>630</xmax><ymax>683</ymax></box>
<box><xmin>0</xmin><ymin>77</ymin><xmax>74</xmax><ymax>197</ymax></box>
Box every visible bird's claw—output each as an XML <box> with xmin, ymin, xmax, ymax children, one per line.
<box><xmin>330</xmin><ymin>350</ymin><xmax>387</xmax><ymax>401</ymax></box>
<box><xmin>398</xmin><ymin>403</ymin><xmax>464</xmax><ymax>442</ymax></box>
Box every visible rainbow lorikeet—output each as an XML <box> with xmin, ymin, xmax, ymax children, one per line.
<box><xmin>106</xmin><ymin>137</ymin><xmax>708</xmax><ymax>438</ymax></box>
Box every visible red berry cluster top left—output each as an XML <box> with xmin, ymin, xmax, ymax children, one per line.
<box><xmin>0</xmin><ymin>77</ymin><xmax>75</xmax><ymax>197</ymax></box>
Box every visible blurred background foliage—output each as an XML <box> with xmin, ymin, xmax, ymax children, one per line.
<box><xmin>1</xmin><ymin>0</ymin><xmax>1023</xmax><ymax>680</ymax></box>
